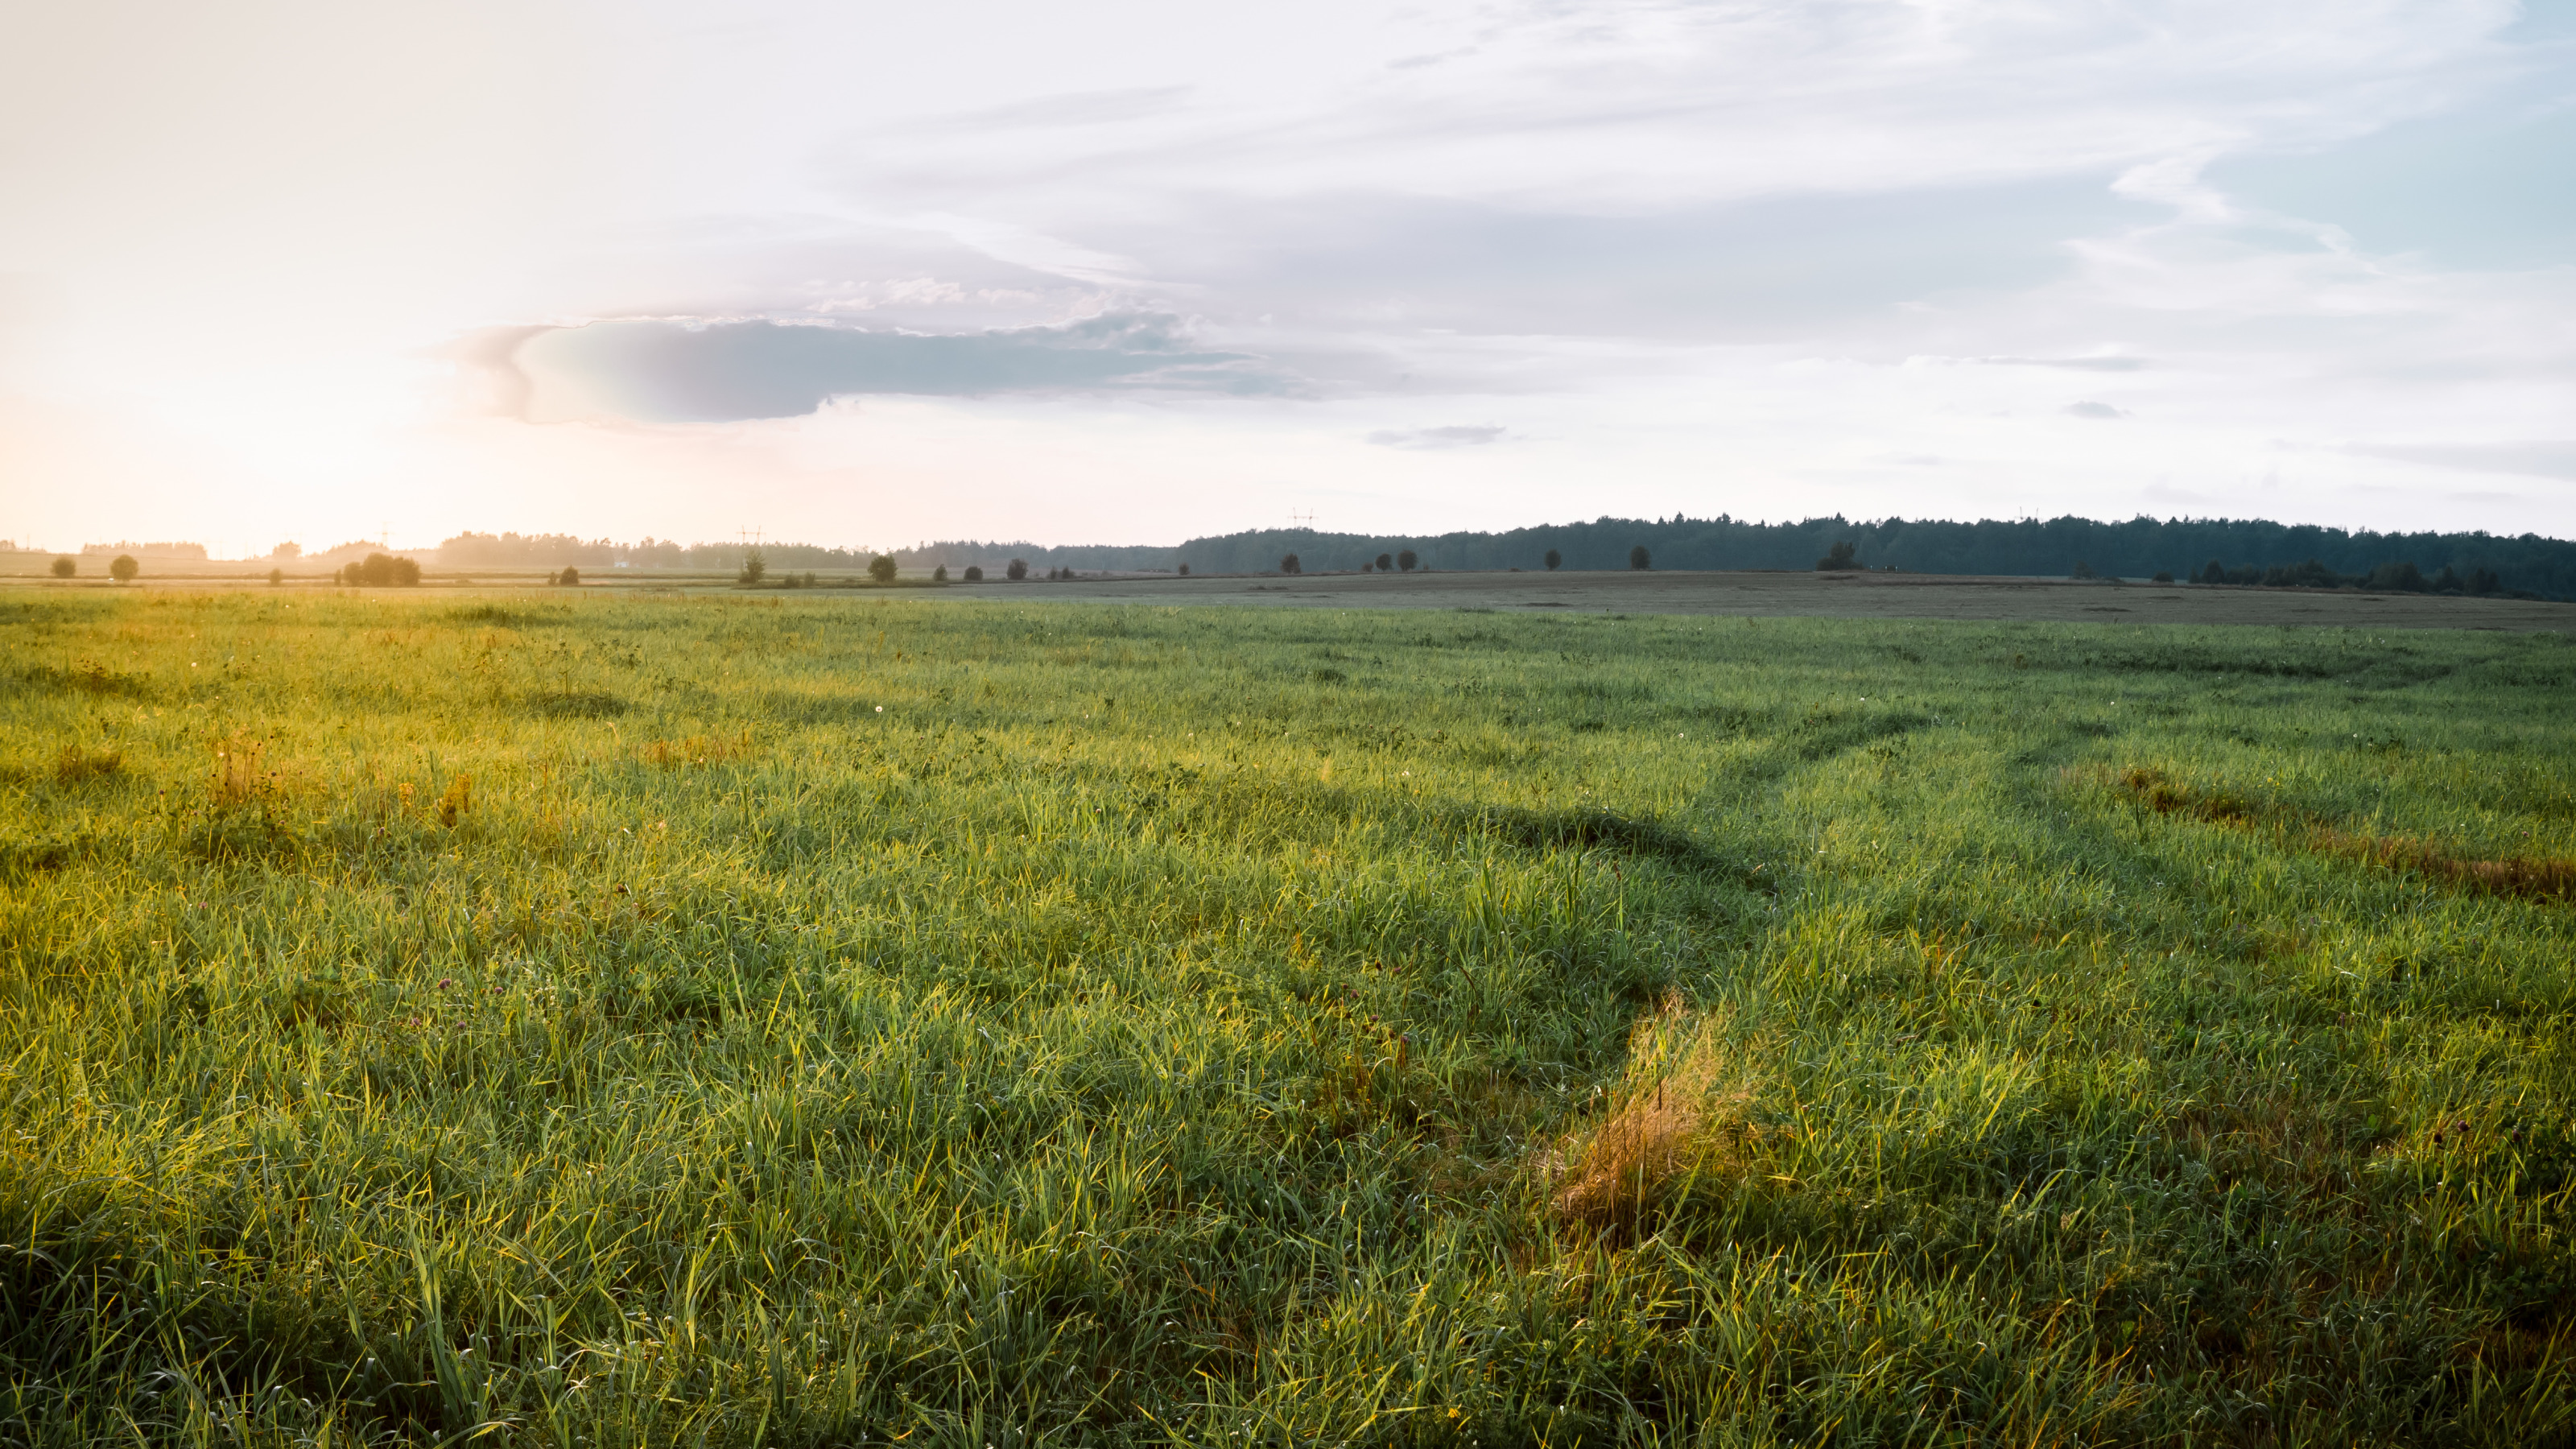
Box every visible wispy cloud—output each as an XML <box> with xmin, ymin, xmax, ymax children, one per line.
<box><xmin>506</xmin><ymin>312</ymin><xmax>1282</xmax><ymax>423</ymax></box>
<box><xmin>1365</xmin><ymin>424</ymin><xmax>1509</xmax><ymax>449</ymax></box>
<box><xmin>2343</xmin><ymin>440</ymin><xmax>2576</xmax><ymax>481</ymax></box>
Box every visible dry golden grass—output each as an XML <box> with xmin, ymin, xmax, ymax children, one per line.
<box><xmin>433</xmin><ymin>773</ymin><xmax>472</xmax><ymax>828</ymax></box>
<box><xmin>639</xmin><ymin>728</ymin><xmax>754</xmax><ymax>768</ymax></box>
<box><xmin>2109</xmin><ymin>763</ymin><xmax>2576</xmax><ymax>900</ymax></box>
<box><xmin>52</xmin><ymin>742</ymin><xmax>122</xmax><ymax>782</ymax></box>
<box><xmin>1548</xmin><ymin>996</ymin><xmax>1752</xmax><ymax>1238</ymax></box>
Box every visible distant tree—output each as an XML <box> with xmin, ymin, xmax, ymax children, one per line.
<box><xmin>1179</xmin><ymin>563</ymin><xmax>1190</xmax><ymax>576</ymax></box>
<box><xmin>1280</xmin><ymin>552</ymin><xmax>1301</xmax><ymax>574</ymax></box>
<box><xmin>1628</xmin><ymin>545</ymin><xmax>1650</xmax><ymax>571</ymax></box>
<box><xmin>1817</xmin><ymin>540</ymin><xmax>1857</xmax><ymax>572</ymax></box>
<box><xmin>738</xmin><ymin>548</ymin><xmax>767</xmax><ymax>586</ymax></box>
<box><xmin>2198</xmin><ymin>559</ymin><xmax>2226</xmax><ymax>584</ymax></box>
<box><xmin>109</xmin><ymin>554</ymin><xmax>139</xmax><ymax>584</ymax></box>
<box><xmin>2471</xmin><ymin>567</ymin><xmax>2502</xmax><ymax>596</ymax></box>
<box><xmin>1544</xmin><ymin>548</ymin><xmax>1562</xmax><ymax>570</ymax></box>
<box><xmin>270</xmin><ymin>542</ymin><xmax>302</xmax><ymax>560</ymax></box>
<box><xmin>49</xmin><ymin>556</ymin><xmax>73</xmax><ymax>579</ymax></box>
<box><xmin>267</xmin><ymin>567</ymin><xmax>284</xmax><ymax>586</ymax></box>
<box><xmin>868</xmin><ymin>554</ymin><xmax>898</xmax><ymax>584</ymax></box>
<box><xmin>2152</xmin><ymin>571</ymin><xmax>2174</xmax><ymax>584</ymax></box>
<box><xmin>1397</xmin><ymin>550</ymin><xmax>1417</xmax><ymax>572</ymax></box>
<box><xmin>1376</xmin><ymin>552</ymin><xmax>1394</xmax><ymax>572</ymax></box>
<box><xmin>1007</xmin><ymin>559</ymin><xmax>1028</xmax><ymax>580</ymax></box>
<box><xmin>963</xmin><ymin>565</ymin><xmax>984</xmax><ymax>582</ymax></box>
<box><xmin>931</xmin><ymin>564</ymin><xmax>947</xmax><ymax>582</ymax></box>
<box><xmin>2070</xmin><ymin>560</ymin><xmax>2098</xmax><ymax>580</ymax></box>
<box><xmin>2364</xmin><ymin>560</ymin><xmax>2427</xmax><ymax>592</ymax></box>
<box><xmin>559</xmin><ymin>566</ymin><xmax>582</xmax><ymax>586</ymax></box>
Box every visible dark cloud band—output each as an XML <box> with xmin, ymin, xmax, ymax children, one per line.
<box><xmin>488</xmin><ymin>312</ymin><xmax>1271</xmax><ymax>422</ymax></box>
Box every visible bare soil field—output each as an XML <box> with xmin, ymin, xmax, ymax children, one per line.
<box><xmin>967</xmin><ymin>567</ymin><xmax>2576</xmax><ymax>630</ymax></box>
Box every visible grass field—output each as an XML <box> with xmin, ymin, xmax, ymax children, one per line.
<box><xmin>3</xmin><ymin>591</ymin><xmax>2573</xmax><ymax>1446</ymax></box>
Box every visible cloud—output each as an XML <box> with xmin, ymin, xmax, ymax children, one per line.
<box><xmin>1365</xmin><ymin>424</ymin><xmax>1508</xmax><ymax>449</ymax></box>
<box><xmin>912</xmin><ymin>87</ymin><xmax>1195</xmax><ymax>133</ymax></box>
<box><xmin>2343</xmin><ymin>440</ymin><xmax>2576</xmax><ymax>481</ymax></box>
<box><xmin>506</xmin><ymin>312</ymin><xmax>1281</xmax><ymax>423</ymax></box>
<box><xmin>2066</xmin><ymin>401</ymin><xmax>2128</xmax><ymax>419</ymax></box>
<box><xmin>1979</xmin><ymin>355</ymin><xmax>2149</xmax><ymax>371</ymax></box>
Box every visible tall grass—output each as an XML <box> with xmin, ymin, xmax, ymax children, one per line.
<box><xmin>1</xmin><ymin>591</ymin><xmax>2571</xmax><ymax>1444</ymax></box>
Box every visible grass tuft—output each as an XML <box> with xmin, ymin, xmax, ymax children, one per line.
<box><xmin>1549</xmin><ymin>997</ymin><xmax>1752</xmax><ymax>1240</ymax></box>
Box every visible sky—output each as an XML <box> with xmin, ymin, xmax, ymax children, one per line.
<box><xmin>2</xmin><ymin>0</ymin><xmax>2572</xmax><ymax>555</ymax></box>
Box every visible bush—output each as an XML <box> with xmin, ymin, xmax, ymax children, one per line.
<box><xmin>738</xmin><ymin>548</ymin><xmax>767</xmax><ymax>586</ymax></box>
<box><xmin>1545</xmin><ymin>548</ymin><xmax>1562</xmax><ymax>570</ymax></box>
<box><xmin>932</xmin><ymin>564</ymin><xmax>947</xmax><ymax>582</ymax></box>
<box><xmin>1280</xmin><ymin>552</ymin><xmax>1301</xmax><ymax>574</ymax></box>
<box><xmin>48</xmin><ymin>557</ymin><xmax>73</xmax><ymax>579</ymax></box>
<box><xmin>964</xmin><ymin>565</ymin><xmax>984</xmax><ymax>582</ymax></box>
<box><xmin>1817</xmin><ymin>540</ymin><xmax>1857</xmax><ymax>571</ymax></box>
<box><xmin>2152</xmin><ymin>571</ymin><xmax>2174</xmax><ymax>584</ymax></box>
<box><xmin>267</xmin><ymin>567</ymin><xmax>284</xmax><ymax>586</ymax></box>
<box><xmin>2261</xmin><ymin>559</ymin><xmax>2339</xmax><ymax>589</ymax></box>
<box><xmin>869</xmin><ymin>554</ymin><xmax>898</xmax><ymax>584</ymax></box>
<box><xmin>2363</xmin><ymin>560</ymin><xmax>2427</xmax><ymax>592</ymax></box>
<box><xmin>2471</xmin><ymin>567</ymin><xmax>2502</xmax><ymax>595</ymax></box>
<box><xmin>1397</xmin><ymin>550</ymin><xmax>1418</xmax><ymax>572</ymax></box>
<box><xmin>557</xmin><ymin>566</ymin><xmax>580</xmax><ymax>587</ymax></box>
<box><xmin>2199</xmin><ymin>559</ymin><xmax>2226</xmax><ymax>584</ymax></box>
<box><xmin>1007</xmin><ymin>559</ymin><xmax>1028</xmax><ymax>580</ymax></box>
<box><xmin>341</xmin><ymin>552</ymin><xmax>422</xmax><ymax>588</ymax></box>
<box><xmin>1629</xmin><ymin>545</ymin><xmax>1650</xmax><ymax>571</ymax></box>
<box><xmin>2070</xmin><ymin>559</ymin><xmax>2098</xmax><ymax>580</ymax></box>
<box><xmin>1377</xmin><ymin>552</ymin><xmax>1394</xmax><ymax>572</ymax></box>
<box><xmin>1179</xmin><ymin>563</ymin><xmax>1189</xmax><ymax>576</ymax></box>
<box><xmin>109</xmin><ymin>555</ymin><xmax>139</xmax><ymax>584</ymax></box>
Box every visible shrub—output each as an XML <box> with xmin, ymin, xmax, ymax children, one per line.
<box><xmin>1545</xmin><ymin>548</ymin><xmax>1562</xmax><ymax>570</ymax></box>
<box><xmin>2263</xmin><ymin>559</ymin><xmax>2339</xmax><ymax>589</ymax></box>
<box><xmin>1629</xmin><ymin>545</ymin><xmax>1650</xmax><ymax>571</ymax></box>
<box><xmin>1397</xmin><ymin>550</ymin><xmax>1417</xmax><ymax>572</ymax></box>
<box><xmin>2199</xmin><ymin>559</ymin><xmax>2225</xmax><ymax>584</ymax></box>
<box><xmin>1007</xmin><ymin>559</ymin><xmax>1028</xmax><ymax>580</ymax></box>
<box><xmin>1377</xmin><ymin>552</ymin><xmax>1394</xmax><ymax>572</ymax></box>
<box><xmin>558</xmin><ymin>566</ymin><xmax>581</xmax><ymax>586</ymax></box>
<box><xmin>267</xmin><ymin>568</ymin><xmax>284</xmax><ymax>586</ymax></box>
<box><xmin>2152</xmin><ymin>571</ymin><xmax>2174</xmax><ymax>584</ymax></box>
<box><xmin>1179</xmin><ymin>563</ymin><xmax>1190</xmax><ymax>576</ymax></box>
<box><xmin>1280</xmin><ymin>552</ymin><xmax>1302</xmax><ymax>574</ymax></box>
<box><xmin>2070</xmin><ymin>559</ymin><xmax>2098</xmax><ymax>580</ymax></box>
<box><xmin>2471</xmin><ymin>567</ymin><xmax>2502</xmax><ymax>595</ymax></box>
<box><xmin>49</xmin><ymin>557</ymin><xmax>73</xmax><ymax>579</ymax></box>
<box><xmin>964</xmin><ymin>565</ymin><xmax>984</xmax><ymax>582</ymax></box>
<box><xmin>738</xmin><ymin>548</ymin><xmax>767</xmax><ymax>585</ymax></box>
<box><xmin>109</xmin><ymin>554</ymin><xmax>139</xmax><ymax>584</ymax></box>
<box><xmin>339</xmin><ymin>552</ymin><xmax>420</xmax><ymax>587</ymax></box>
<box><xmin>2364</xmin><ymin>560</ymin><xmax>2427</xmax><ymax>592</ymax></box>
<box><xmin>869</xmin><ymin>554</ymin><xmax>898</xmax><ymax>584</ymax></box>
<box><xmin>1817</xmin><ymin>540</ymin><xmax>1857</xmax><ymax>571</ymax></box>
<box><xmin>932</xmin><ymin>564</ymin><xmax>947</xmax><ymax>582</ymax></box>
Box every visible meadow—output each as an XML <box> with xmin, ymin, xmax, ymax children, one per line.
<box><xmin>2</xmin><ymin>590</ymin><xmax>2572</xmax><ymax>1446</ymax></box>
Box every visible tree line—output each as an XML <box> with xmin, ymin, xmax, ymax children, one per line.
<box><xmin>412</xmin><ymin>516</ymin><xmax>2574</xmax><ymax>598</ymax></box>
<box><xmin>896</xmin><ymin>514</ymin><xmax>2574</xmax><ymax>598</ymax></box>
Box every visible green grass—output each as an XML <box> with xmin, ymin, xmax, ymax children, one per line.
<box><xmin>2</xmin><ymin>591</ymin><xmax>2573</xmax><ymax>1446</ymax></box>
